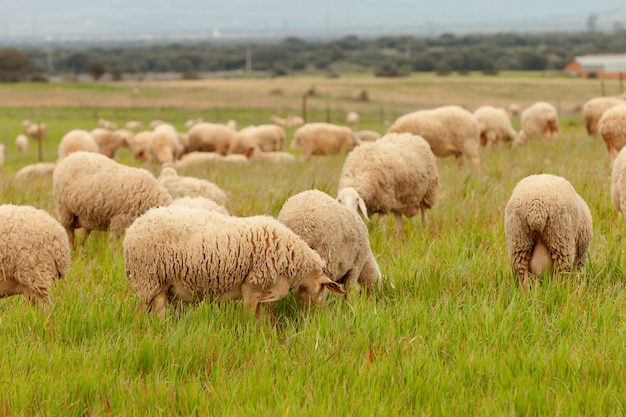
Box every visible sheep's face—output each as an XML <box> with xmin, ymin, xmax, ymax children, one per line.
<box><xmin>337</xmin><ymin>187</ymin><xmax>369</xmax><ymax>220</ymax></box>
<box><xmin>296</xmin><ymin>273</ymin><xmax>345</xmax><ymax>310</ymax></box>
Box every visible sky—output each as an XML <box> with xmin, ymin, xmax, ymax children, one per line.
<box><xmin>1</xmin><ymin>0</ymin><xmax>626</xmax><ymax>42</ymax></box>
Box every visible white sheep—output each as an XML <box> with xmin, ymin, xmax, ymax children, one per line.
<box><xmin>504</xmin><ymin>174</ymin><xmax>593</xmax><ymax>289</ymax></box>
<box><xmin>291</xmin><ymin>122</ymin><xmax>361</xmax><ymax>160</ymax></box>
<box><xmin>582</xmin><ymin>96</ymin><xmax>625</xmax><ymax>137</ymax></box>
<box><xmin>610</xmin><ymin>147</ymin><xmax>626</xmax><ymax>217</ymax></box>
<box><xmin>228</xmin><ymin>124</ymin><xmax>286</xmax><ymax>154</ymax></box>
<box><xmin>158</xmin><ymin>166</ymin><xmax>227</xmax><ymax>205</ymax></box>
<box><xmin>22</xmin><ymin>120</ymin><xmax>47</xmax><ymax>141</ymax></box>
<box><xmin>244</xmin><ymin>147</ymin><xmax>297</xmax><ymax>163</ymax></box>
<box><xmin>517</xmin><ymin>101</ymin><xmax>560</xmax><ymax>144</ymax></box>
<box><xmin>123</xmin><ymin>207</ymin><xmax>344</xmax><ymax>318</ymax></box>
<box><xmin>149</xmin><ymin>119</ymin><xmax>167</xmax><ymax>129</ymax></box>
<box><xmin>130</xmin><ymin>130</ymin><xmax>154</xmax><ymax>162</ymax></box>
<box><xmin>90</xmin><ymin>128</ymin><xmax>134</xmax><ymax>159</ymax></box>
<box><xmin>387</xmin><ymin>105</ymin><xmax>481</xmax><ymax>165</ymax></box>
<box><xmin>473</xmin><ymin>105</ymin><xmax>518</xmax><ymax>146</ymax></box>
<box><xmin>184</xmin><ymin>117</ymin><xmax>204</xmax><ymax>129</ymax></box>
<box><xmin>346</xmin><ymin>111</ymin><xmax>360</xmax><ymax>129</ymax></box>
<box><xmin>125</xmin><ymin>120</ymin><xmax>143</xmax><ymax>130</ymax></box>
<box><xmin>508</xmin><ymin>103</ymin><xmax>521</xmax><ymax>118</ymax></box>
<box><xmin>170</xmin><ymin>196</ymin><xmax>229</xmax><ymax>216</ymax></box>
<box><xmin>98</xmin><ymin>118</ymin><xmax>118</xmax><ymax>130</ymax></box>
<box><xmin>278</xmin><ymin>189</ymin><xmax>381</xmax><ymax>298</ymax></box>
<box><xmin>0</xmin><ymin>204</ymin><xmax>71</xmax><ymax>304</ymax></box>
<box><xmin>15</xmin><ymin>134</ymin><xmax>28</xmax><ymax>153</ymax></box>
<box><xmin>14</xmin><ymin>162</ymin><xmax>56</xmax><ymax>182</ymax></box>
<box><xmin>598</xmin><ymin>104</ymin><xmax>626</xmax><ymax>167</ymax></box>
<box><xmin>148</xmin><ymin>123</ymin><xmax>184</xmax><ymax>165</ymax></box>
<box><xmin>53</xmin><ymin>151</ymin><xmax>172</xmax><ymax>246</ymax></box>
<box><xmin>354</xmin><ymin>130</ymin><xmax>381</xmax><ymax>142</ymax></box>
<box><xmin>337</xmin><ymin>132</ymin><xmax>438</xmax><ymax>229</ymax></box>
<box><xmin>186</xmin><ymin>122</ymin><xmax>237</xmax><ymax>155</ymax></box>
<box><xmin>174</xmin><ymin>151</ymin><xmax>223</xmax><ymax>170</ymax></box>
<box><xmin>57</xmin><ymin>129</ymin><xmax>100</xmax><ymax>161</ymax></box>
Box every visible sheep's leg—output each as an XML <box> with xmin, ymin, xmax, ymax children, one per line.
<box><xmin>342</xmin><ymin>269</ymin><xmax>361</xmax><ymax>297</ymax></box>
<box><xmin>393</xmin><ymin>212</ymin><xmax>404</xmax><ymax>232</ymax></box>
<box><xmin>420</xmin><ymin>207</ymin><xmax>428</xmax><ymax>225</ymax></box>
<box><xmin>147</xmin><ymin>288</ymin><xmax>169</xmax><ymax>319</ymax></box>
<box><xmin>241</xmin><ymin>282</ymin><xmax>264</xmax><ymax>321</ymax></box>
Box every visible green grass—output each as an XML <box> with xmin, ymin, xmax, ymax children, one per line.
<box><xmin>1</xmin><ymin>103</ymin><xmax>626</xmax><ymax>416</ymax></box>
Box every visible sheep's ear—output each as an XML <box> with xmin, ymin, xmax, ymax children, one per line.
<box><xmin>318</xmin><ymin>275</ymin><xmax>346</xmax><ymax>295</ymax></box>
<box><xmin>358</xmin><ymin>198</ymin><xmax>369</xmax><ymax>221</ymax></box>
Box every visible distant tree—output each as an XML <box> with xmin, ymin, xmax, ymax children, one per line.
<box><xmin>0</xmin><ymin>49</ymin><xmax>31</xmax><ymax>82</ymax></box>
<box><xmin>66</xmin><ymin>52</ymin><xmax>90</xmax><ymax>74</ymax></box>
<box><xmin>88</xmin><ymin>59</ymin><xmax>107</xmax><ymax>80</ymax></box>
<box><xmin>110</xmin><ymin>67</ymin><xmax>122</xmax><ymax>81</ymax></box>
<box><xmin>518</xmin><ymin>50</ymin><xmax>548</xmax><ymax>70</ymax></box>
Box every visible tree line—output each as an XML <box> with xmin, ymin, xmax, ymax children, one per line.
<box><xmin>1</xmin><ymin>29</ymin><xmax>626</xmax><ymax>82</ymax></box>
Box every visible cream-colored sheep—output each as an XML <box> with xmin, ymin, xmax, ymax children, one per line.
<box><xmin>387</xmin><ymin>105</ymin><xmax>481</xmax><ymax>165</ymax></box>
<box><xmin>14</xmin><ymin>162</ymin><xmax>56</xmax><ymax>181</ymax></box>
<box><xmin>131</xmin><ymin>130</ymin><xmax>154</xmax><ymax>162</ymax></box>
<box><xmin>598</xmin><ymin>104</ymin><xmax>626</xmax><ymax>167</ymax></box>
<box><xmin>508</xmin><ymin>103</ymin><xmax>521</xmax><ymax>118</ymax></box>
<box><xmin>158</xmin><ymin>166</ymin><xmax>227</xmax><ymax>205</ymax></box>
<box><xmin>90</xmin><ymin>128</ymin><xmax>134</xmax><ymax>159</ymax></box>
<box><xmin>98</xmin><ymin>118</ymin><xmax>118</xmax><ymax>130</ymax></box>
<box><xmin>125</xmin><ymin>120</ymin><xmax>143</xmax><ymax>130</ymax></box>
<box><xmin>170</xmin><ymin>196</ymin><xmax>229</xmax><ymax>216</ymax></box>
<box><xmin>517</xmin><ymin>101</ymin><xmax>560</xmax><ymax>144</ymax></box>
<box><xmin>0</xmin><ymin>204</ymin><xmax>71</xmax><ymax>304</ymax></box>
<box><xmin>346</xmin><ymin>111</ymin><xmax>360</xmax><ymax>129</ymax></box>
<box><xmin>354</xmin><ymin>130</ymin><xmax>381</xmax><ymax>142</ymax></box>
<box><xmin>123</xmin><ymin>207</ymin><xmax>343</xmax><ymax>318</ymax></box>
<box><xmin>174</xmin><ymin>151</ymin><xmax>223</xmax><ymax>170</ymax></box>
<box><xmin>149</xmin><ymin>119</ymin><xmax>167</xmax><ymax>129</ymax></box>
<box><xmin>186</xmin><ymin>122</ymin><xmax>237</xmax><ymax>155</ymax></box>
<box><xmin>184</xmin><ymin>117</ymin><xmax>204</xmax><ymax>129</ymax></box>
<box><xmin>57</xmin><ymin>129</ymin><xmax>100</xmax><ymax>161</ymax></box>
<box><xmin>245</xmin><ymin>147</ymin><xmax>297</xmax><ymax>163</ymax></box>
<box><xmin>337</xmin><ymin>132</ymin><xmax>438</xmax><ymax>229</ymax></box>
<box><xmin>228</xmin><ymin>124</ymin><xmax>286</xmax><ymax>154</ymax></box>
<box><xmin>53</xmin><ymin>151</ymin><xmax>172</xmax><ymax>246</ymax></box>
<box><xmin>278</xmin><ymin>189</ymin><xmax>381</xmax><ymax>298</ymax></box>
<box><xmin>473</xmin><ymin>105</ymin><xmax>518</xmax><ymax>146</ymax></box>
<box><xmin>148</xmin><ymin>123</ymin><xmax>184</xmax><ymax>165</ymax></box>
<box><xmin>504</xmin><ymin>174</ymin><xmax>593</xmax><ymax>289</ymax></box>
<box><xmin>22</xmin><ymin>120</ymin><xmax>47</xmax><ymax>141</ymax></box>
<box><xmin>610</xmin><ymin>147</ymin><xmax>626</xmax><ymax>217</ymax></box>
<box><xmin>15</xmin><ymin>134</ymin><xmax>28</xmax><ymax>153</ymax></box>
<box><xmin>582</xmin><ymin>96</ymin><xmax>625</xmax><ymax>136</ymax></box>
<box><xmin>291</xmin><ymin>122</ymin><xmax>361</xmax><ymax>160</ymax></box>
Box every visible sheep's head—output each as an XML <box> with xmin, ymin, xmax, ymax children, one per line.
<box><xmin>337</xmin><ymin>187</ymin><xmax>369</xmax><ymax>220</ymax></box>
<box><xmin>296</xmin><ymin>273</ymin><xmax>344</xmax><ymax>310</ymax></box>
<box><xmin>159</xmin><ymin>166</ymin><xmax>177</xmax><ymax>178</ymax></box>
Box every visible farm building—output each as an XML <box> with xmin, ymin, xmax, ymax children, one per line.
<box><xmin>565</xmin><ymin>54</ymin><xmax>626</xmax><ymax>78</ymax></box>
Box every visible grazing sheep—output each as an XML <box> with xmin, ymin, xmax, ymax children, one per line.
<box><xmin>337</xmin><ymin>132</ymin><xmax>438</xmax><ymax>229</ymax></box>
<box><xmin>273</xmin><ymin>114</ymin><xmax>304</xmax><ymax>128</ymax></box>
<box><xmin>504</xmin><ymin>174</ymin><xmax>593</xmax><ymax>289</ymax></box>
<box><xmin>387</xmin><ymin>105</ymin><xmax>481</xmax><ymax>165</ymax></box>
<box><xmin>473</xmin><ymin>105</ymin><xmax>518</xmax><ymax>146</ymax></box>
<box><xmin>610</xmin><ymin>147</ymin><xmax>626</xmax><ymax>217</ymax></box>
<box><xmin>346</xmin><ymin>111</ymin><xmax>360</xmax><ymax>129</ymax></box>
<box><xmin>291</xmin><ymin>122</ymin><xmax>361</xmax><ymax>160</ymax></box>
<box><xmin>90</xmin><ymin>128</ymin><xmax>134</xmax><ymax>159</ymax></box>
<box><xmin>598</xmin><ymin>104</ymin><xmax>626</xmax><ymax>167</ymax></box>
<box><xmin>582</xmin><ymin>96</ymin><xmax>625</xmax><ymax>136</ymax></box>
<box><xmin>0</xmin><ymin>204</ymin><xmax>70</xmax><ymax>304</ymax></box>
<box><xmin>228</xmin><ymin>124</ymin><xmax>286</xmax><ymax>154</ymax></box>
<box><xmin>123</xmin><ymin>207</ymin><xmax>344</xmax><ymax>318</ymax></box>
<box><xmin>15</xmin><ymin>162</ymin><xmax>56</xmax><ymax>181</ymax></box>
<box><xmin>170</xmin><ymin>196</ymin><xmax>229</xmax><ymax>216</ymax></box>
<box><xmin>184</xmin><ymin>117</ymin><xmax>204</xmax><ymax>129</ymax></box>
<box><xmin>131</xmin><ymin>130</ymin><xmax>154</xmax><ymax>162</ymax></box>
<box><xmin>125</xmin><ymin>120</ymin><xmax>143</xmax><ymax>130</ymax></box>
<box><xmin>517</xmin><ymin>101</ymin><xmax>560</xmax><ymax>144</ymax></box>
<box><xmin>244</xmin><ymin>147</ymin><xmax>297</xmax><ymax>163</ymax></box>
<box><xmin>98</xmin><ymin>118</ymin><xmax>118</xmax><ymax>130</ymax></box>
<box><xmin>148</xmin><ymin>123</ymin><xmax>184</xmax><ymax>165</ymax></box>
<box><xmin>508</xmin><ymin>103</ymin><xmax>521</xmax><ymax>118</ymax></box>
<box><xmin>53</xmin><ymin>151</ymin><xmax>172</xmax><ymax>246</ymax></box>
<box><xmin>186</xmin><ymin>122</ymin><xmax>237</xmax><ymax>155</ymax></box>
<box><xmin>149</xmin><ymin>119</ymin><xmax>167</xmax><ymax>129</ymax></box>
<box><xmin>22</xmin><ymin>120</ymin><xmax>47</xmax><ymax>141</ymax></box>
<box><xmin>354</xmin><ymin>130</ymin><xmax>381</xmax><ymax>142</ymax></box>
<box><xmin>57</xmin><ymin>129</ymin><xmax>100</xmax><ymax>161</ymax></box>
<box><xmin>158</xmin><ymin>166</ymin><xmax>227</xmax><ymax>205</ymax></box>
<box><xmin>278</xmin><ymin>189</ymin><xmax>381</xmax><ymax>298</ymax></box>
<box><xmin>15</xmin><ymin>134</ymin><xmax>28</xmax><ymax>153</ymax></box>
<box><xmin>174</xmin><ymin>151</ymin><xmax>223</xmax><ymax>170</ymax></box>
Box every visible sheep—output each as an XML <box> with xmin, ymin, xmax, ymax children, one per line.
<box><xmin>228</xmin><ymin>124</ymin><xmax>286</xmax><ymax>154</ymax></box>
<box><xmin>123</xmin><ymin>207</ymin><xmax>344</xmax><ymax>318</ymax></box>
<box><xmin>610</xmin><ymin>147</ymin><xmax>626</xmax><ymax>217</ymax></box>
<box><xmin>184</xmin><ymin>117</ymin><xmax>204</xmax><ymax>129</ymax></box>
<box><xmin>244</xmin><ymin>146</ymin><xmax>297</xmax><ymax>163</ymax></box>
<box><xmin>582</xmin><ymin>96</ymin><xmax>625</xmax><ymax>136</ymax></box>
<box><xmin>125</xmin><ymin>120</ymin><xmax>143</xmax><ymax>130</ymax></box>
<box><xmin>0</xmin><ymin>204</ymin><xmax>71</xmax><ymax>304</ymax></box>
<box><xmin>174</xmin><ymin>151</ymin><xmax>223</xmax><ymax>170</ymax></box>
<box><xmin>291</xmin><ymin>122</ymin><xmax>361</xmax><ymax>160</ymax></box>
<box><xmin>170</xmin><ymin>196</ymin><xmax>229</xmax><ymax>216</ymax></box>
<box><xmin>278</xmin><ymin>189</ymin><xmax>381</xmax><ymax>298</ymax></box>
<box><xmin>14</xmin><ymin>162</ymin><xmax>56</xmax><ymax>181</ymax></box>
<box><xmin>517</xmin><ymin>101</ymin><xmax>560</xmax><ymax>144</ymax></box>
<box><xmin>90</xmin><ymin>128</ymin><xmax>134</xmax><ymax>159</ymax></box>
<box><xmin>346</xmin><ymin>111</ymin><xmax>360</xmax><ymax>129</ymax></box>
<box><xmin>15</xmin><ymin>134</ymin><xmax>28</xmax><ymax>153</ymax></box>
<box><xmin>57</xmin><ymin>129</ymin><xmax>100</xmax><ymax>161</ymax></box>
<box><xmin>131</xmin><ymin>130</ymin><xmax>154</xmax><ymax>162</ymax></box>
<box><xmin>386</xmin><ymin>105</ymin><xmax>481</xmax><ymax>165</ymax></box>
<box><xmin>148</xmin><ymin>123</ymin><xmax>184</xmax><ymax>165</ymax></box>
<box><xmin>149</xmin><ymin>119</ymin><xmax>167</xmax><ymax>129</ymax></box>
<box><xmin>508</xmin><ymin>103</ymin><xmax>521</xmax><ymax>118</ymax></box>
<box><xmin>22</xmin><ymin>120</ymin><xmax>47</xmax><ymax>141</ymax></box>
<box><xmin>354</xmin><ymin>130</ymin><xmax>381</xmax><ymax>142</ymax></box>
<box><xmin>337</xmin><ymin>132</ymin><xmax>439</xmax><ymax>230</ymax></box>
<box><xmin>53</xmin><ymin>151</ymin><xmax>172</xmax><ymax>246</ymax></box>
<box><xmin>226</xmin><ymin>119</ymin><xmax>238</xmax><ymax>131</ymax></box>
<box><xmin>598</xmin><ymin>104</ymin><xmax>626</xmax><ymax>167</ymax></box>
<box><xmin>158</xmin><ymin>166</ymin><xmax>227</xmax><ymax>205</ymax></box>
<box><xmin>504</xmin><ymin>174</ymin><xmax>593</xmax><ymax>289</ymax></box>
<box><xmin>473</xmin><ymin>105</ymin><xmax>518</xmax><ymax>146</ymax></box>
<box><xmin>98</xmin><ymin>118</ymin><xmax>118</xmax><ymax>130</ymax></box>
<box><xmin>186</xmin><ymin>122</ymin><xmax>237</xmax><ymax>155</ymax></box>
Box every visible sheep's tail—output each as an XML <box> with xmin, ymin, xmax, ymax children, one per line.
<box><xmin>526</xmin><ymin>199</ymin><xmax>549</xmax><ymax>232</ymax></box>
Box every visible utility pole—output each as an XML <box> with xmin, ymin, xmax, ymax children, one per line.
<box><xmin>246</xmin><ymin>47</ymin><xmax>252</xmax><ymax>75</ymax></box>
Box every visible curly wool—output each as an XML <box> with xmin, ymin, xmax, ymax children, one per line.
<box><xmin>57</xmin><ymin>129</ymin><xmax>100</xmax><ymax>161</ymax></box>
<box><xmin>228</xmin><ymin>124</ymin><xmax>285</xmax><ymax>154</ymax></box>
<box><xmin>158</xmin><ymin>167</ymin><xmax>227</xmax><ymax>205</ymax></box>
<box><xmin>473</xmin><ymin>105</ymin><xmax>518</xmax><ymax>146</ymax></box>
<box><xmin>582</xmin><ymin>96</ymin><xmax>625</xmax><ymax>136</ymax></box>
<box><xmin>598</xmin><ymin>104</ymin><xmax>626</xmax><ymax>166</ymax></box>
<box><xmin>290</xmin><ymin>123</ymin><xmax>360</xmax><ymax>159</ymax></box>
<box><xmin>518</xmin><ymin>101</ymin><xmax>560</xmax><ymax>144</ymax></box>
<box><xmin>186</xmin><ymin>122</ymin><xmax>237</xmax><ymax>155</ymax></box>
<box><xmin>0</xmin><ymin>204</ymin><xmax>71</xmax><ymax>302</ymax></box>
<box><xmin>610</xmin><ymin>147</ymin><xmax>626</xmax><ymax>216</ymax></box>
<box><xmin>504</xmin><ymin>174</ymin><xmax>593</xmax><ymax>281</ymax></box>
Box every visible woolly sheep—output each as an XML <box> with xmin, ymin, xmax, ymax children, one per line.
<box><xmin>291</xmin><ymin>122</ymin><xmax>361</xmax><ymax>160</ymax></box>
<box><xmin>91</xmin><ymin>128</ymin><xmax>134</xmax><ymax>159</ymax></box>
<box><xmin>170</xmin><ymin>196</ymin><xmax>229</xmax><ymax>216</ymax></box>
<box><xmin>354</xmin><ymin>130</ymin><xmax>381</xmax><ymax>142</ymax></box>
<box><xmin>0</xmin><ymin>204</ymin><xmax>70</xmax><ymax>304</ymax></box>
<box><xmin>184</xmin><ymin>117</ymin><xmax>204</xmax><ymax>129</ymax></box>
<box><xmin>473</xmin><ymin>105</ymin><xmax>518</xmax><ymax>146</ymax></box>
<box><xmin>504</xmin><ymin>174</ymin><xmax>592</xmax><ymax>289</ymax></box>
<box><xmin>57</xmin><ymin>129</ymin><xmax>100</xmax><ymax>161</ymax></box>
<box><xmin>15</xmin><ymin>134</ymin><xmax>28</xmax><ymax>153</ymax></box>
<box><xmin>125</xmin><ymin>120</ymin><xmax>143</xmax><ymax>130</ymax></box>
<box><xmin>508</xmin><ymin>103</ymin><xmax>521</xmax><ymax>118</ymax></box>
<box><xmin>149</xmin><ymin>119</ymin><xmax>167</xmax><ymax>129</ymax></box>
<box><xmin>187</xmin><ymin>122</ymin><xmax>237</xmax><ymax>155</ymax></box>
<box><xmin>148</xmin><ymin>123</ymin><xmax>184</xmax><ymax>165</ymax></box>
<box><xmin>174</xmin><ymin>151</ymin><xmax>223</xmax><ymax>170</ymax></box>
<box><xmin>387</xmin><ymin>105</ymin><xmax>481</xmax><ymax>165</ymax></box>
<box><xmin>228</xmin><ymin>124</ymin><xmax>286</xmax><ymax>154</ymax></box>
<box><xmin>22</xmin><ymin>120</ymin><xmax>47</xmax><ymax>141</ymax></box>
<box><xmin>346</xmin><ymin>111</ymin><xmax>360</xmax><ymax>129</ymax></box>
<box><xmin>337</xmin><ymin>132</ymin><xmax>438</xmax><ymax>229</ymax></box>
<box><xmin>15</xmin><ymin>162</ymin><xmax>56</xmax><ymax>181</ymax></box>
<box><xmin>245</xmin><ymin>147</ymin><xmax>297</xmax><ymax>163</ymax></box>
<box><xmin>158</xmin><ymin>166</ymin><xmax>227</xmax><ymax>205</ymax></box>
<box><xmin>610</xmin><ymin>147</ymin><xmax>626</xmax><ymax>217</ymax></box>
<box><xmin>131</xmin><ymin>130</ymin><xmax>154</xmax><ymax>162</ymax></box>
<box><xmin>598</xmin><ymin>104</ymin><xmax>626</xmax><ymax>167</ymax></box>
<box><xmin>98</xmin><ymin>118</ymin><xmax>118</xmax><ymax>130</ymax></box>
<box><xmin>582</xmin><ymin>96</ymin><xmax>625</xmax><ymax>136</ymax></box>
<box><xmin>123</xmin><ymin>207</ymin><xmax>344</xmax><ymax>318</ymax></box>
<box><xmin>517</xmin><ymin>101</ymin><xmax>560</xmax><ymax>144</ymax></box>
<box><xmin>53</xmin><ymin>151</ymin><xmax>172</xmax><ymax>246</ymax></box>
<box><xmin>278</xmin><ymin>189</ymin><xmax>381</xmax><ymax>298</ymax></box>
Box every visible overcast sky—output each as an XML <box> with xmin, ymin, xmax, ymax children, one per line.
<box><xmin>2</xmin><ymin>0</ymin><xmax>626</xmax><ymax>40</ymax></box>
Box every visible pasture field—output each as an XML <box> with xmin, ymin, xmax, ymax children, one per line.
<box><xmin>1</xmin><ymin>73</ymin><xmax>626</xmax><ymax>416</ymax></box>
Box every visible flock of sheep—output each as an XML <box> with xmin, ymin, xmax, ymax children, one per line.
<box><xmin>2</xmin><ymin>94</ymin><xmax>626</xmax><ymax>318</ymax></box>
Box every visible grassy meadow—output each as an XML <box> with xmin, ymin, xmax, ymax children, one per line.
<box><xmin>1</xmin><ymin>73</ymin><xmax>626</xmax><ymax>415</ymax></box>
